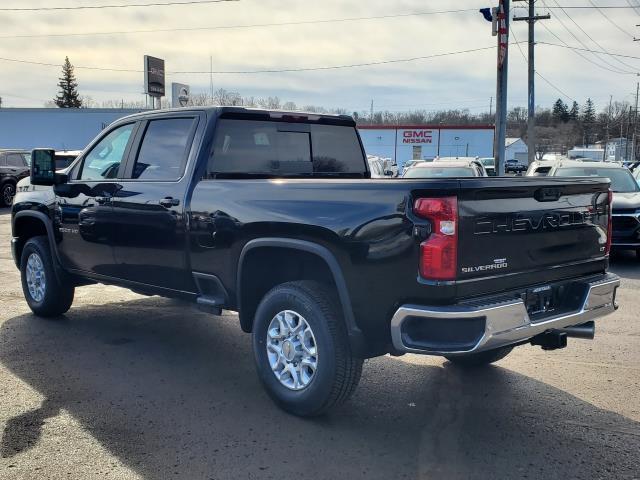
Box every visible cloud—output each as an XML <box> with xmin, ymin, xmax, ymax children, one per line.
<box><xmin>0</xmin><ymin>0</ymin><xmax>638</xmax><ymax>112</ymax></box>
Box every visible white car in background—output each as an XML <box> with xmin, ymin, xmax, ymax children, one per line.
<box><xmin>367</xmin><ymin>155</ymin><xmax>395</xmax><ymax>178</ymax></box>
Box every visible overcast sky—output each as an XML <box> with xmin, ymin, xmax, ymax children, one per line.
<box><xmin>0</xmin><ymin>0</ymin><xmax>639</xmax><ymax>114</ymax></box>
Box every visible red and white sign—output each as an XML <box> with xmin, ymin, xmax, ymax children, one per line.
<box><xmin>402</xmin><ymin>130</ymin><xmax>433</xmax><ymax>144</ymax></box>
<box><xmin>497</xmin><ymin>0</ymin><xmax>508</xmax><ymax>68</ymax></box>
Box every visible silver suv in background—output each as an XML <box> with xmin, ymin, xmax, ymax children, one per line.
<box><xmin>402</xmin><ymin>159</ymin><xmax>487</xmax><ymax>178</ymax></box>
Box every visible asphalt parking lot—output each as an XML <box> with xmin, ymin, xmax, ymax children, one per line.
<box><xmin>0</xmin><ymin>208</ymin><xmax>638</xmax><ymax>480</ymax></box>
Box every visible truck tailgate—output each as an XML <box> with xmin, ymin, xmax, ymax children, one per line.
<box><xmin>456</xmin><ymin>177</ymin><xmax>610</xmax><ymax>284</ymax></box>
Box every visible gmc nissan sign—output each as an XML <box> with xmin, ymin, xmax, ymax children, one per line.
<box><xmin>144</xmin><ymin>55</ymin><xmax>165</xmax><ymax>97</ymax></box>
<box><xmin>402</xmin><ymin>130</ymin><xmax>433</xmax><ymax>144</ymax></box>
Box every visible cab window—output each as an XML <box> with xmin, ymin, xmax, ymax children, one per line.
<box><xmin>79</xmin><ymin>123</ymin><xmax>135</xmax><ymax>180</ymax></box>
<box><xmin>130</xmin><ymin>117</ymin><xmax>197</xmax><ymax>181</ymax></box>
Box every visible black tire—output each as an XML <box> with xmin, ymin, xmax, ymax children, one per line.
<box><xmin>252</xmin><ymin>281</ymin><xmax>363</xmax><ymax>417</ymax></box>
<box><xmin>445</xmin><ymin>346</ymin><xmax>513</xmax><ymax>368</ymax></box>
<box><xmin>20</xmin><ymin>236</ymin><xmax>74</xmax><ymax>317</ymax></box>
<box><xmin>0</xmin><ymin>181</ymin><xmax>16</xmax><ymax>207</ymax></box>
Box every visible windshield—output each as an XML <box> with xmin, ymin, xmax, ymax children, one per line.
<box><xmin>403</xmin><ymin>167</ymin><xmax>475</xmax><ymax>178</ymax></box>
<box><xmin>555</xmin><ymin>167</ymin><xmax>640</xmax><ymax>192</ymax></box>
<box><xmin>481</xmin><ymin>159</ymin><xmax>494</xmax><ymax>167</ymax></box>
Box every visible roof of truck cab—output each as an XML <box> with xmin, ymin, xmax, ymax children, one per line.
<box><xmin>112</xmin><ymin>106</ymin><xmax>356</xmax><ymax>126</ymax></box>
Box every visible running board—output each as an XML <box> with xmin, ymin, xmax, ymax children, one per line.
<box><xmin>193</xmin><ymin>272</ymin><xmax>229</xmax><ymax>316</ymax></box>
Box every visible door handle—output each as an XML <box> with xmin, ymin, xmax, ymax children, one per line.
<box><xmin>159</xmin><ymin>197</ymin><xmax>180</xmax><ymax>208</ymax></box>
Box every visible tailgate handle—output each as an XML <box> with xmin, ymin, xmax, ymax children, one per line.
<box><xmin>535</xmin><ymin>188</ymin><xmax>561</xmax><ymax>202</ymax></box>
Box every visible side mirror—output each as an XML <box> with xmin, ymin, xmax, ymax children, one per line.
<box><xmin>384</xmin><ymin>170</ymin><xmax>394</xmax><ymax>176</ymax></box>
<box><xmin>30</xmin><ymin>149</ymin><xmax>67</xmax><ymax>186</ymax></box>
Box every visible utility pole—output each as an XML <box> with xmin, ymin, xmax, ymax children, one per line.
<box><xmin>514</xmin><ymin>0</ymin><xmax>550</xmax><ymax>164</ymax></box>
<box><xmin>604</xmin><ymin>95</ymin><xmax>612</xmax><ymax>161</ymax></box>
<box><xmin>209</xmin><ymin>55</ymin><xmax>214</xmax><ymax>103</ymax></box>
<box><xmin>489</xmin><ymin>96</ymin><xmax>493</xmax><ymax>117</ymax></box>
<box><xmin>634</xmin><ymin>82</ymin><xmax>639</xmax><ymax>161</ymax></box>
<box><xmin>370</xmin><ymin>99</ymin><xmax>374</xmax><ymax>123</ymax></box>
<box><xmin>493</xmin><ymin>0</ymin><xmax>510</xmax><ymax>176</ymax></box>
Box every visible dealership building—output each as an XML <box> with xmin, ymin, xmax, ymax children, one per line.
<box><xmin>358</xmin><ymin>125</ymin><xmax>495</xmax><ymax>167</ymax></box>
<box><xmin>0</xmin><ymin>108</ymin><xmax>143</xmax><ymax>151</ymax></box>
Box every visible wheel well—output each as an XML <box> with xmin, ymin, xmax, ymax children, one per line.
<box><xmin>13</xmin><ymin>216</ymin><xmax>48</xmax><ymax>265</ymax></box>
<box><xmin>238</xmin><ymin>247</ymin><xmax>338</xmax><ymax>333</ymax></box>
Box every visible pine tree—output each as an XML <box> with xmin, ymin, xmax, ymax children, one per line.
<box><xmin>569</xmin><ymin>101</ymin><xmax>580</xmax><ymax>121</ymax></box>
<box><xmin>552</xmin><ymin>99</ymin><xmax>569</xmax><ymax>123</ymax></box>
<box><xmin>54</xmin><ymin>57</ymin><xmax>82</xmax><ymax>108</ymax></box>
<box><xmin>582</xmin><ymin>98</ymin><xmax>596</xmax><ymax>146</ymax></box>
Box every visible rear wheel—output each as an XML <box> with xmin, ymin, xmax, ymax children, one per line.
<box><xmin>445</xmin><ymin>346</ymin><xmax>513</xmax><ymax>368</ymax></box>
<box><xmin>20</xmin><ymin>236</ymin><xmax>74</xmax><ymax>317</ymax></box>
<box><xmin>0</xmin><ymin>182</ymin><xmax>16</xmax><ymax>207</ymax></box>
<box><xmin>252</xmin><ymin>281</ymin><xmax>362</xmax><ymax>417</ymax></box>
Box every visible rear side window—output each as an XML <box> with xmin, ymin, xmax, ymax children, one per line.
<box><xmin>6</xmin><ymin>153</ymin><xmax>26</xmax><ymax>167</ymax></box>
<box><xmin>208</xmin><ymin>119</ymin><xmax>365</xmax><ymax>177</ymax></box>
<box><xmin>132</xmin><ymin>118</ymin><xmax>196</xmax><ymax>180</ymax></box>
<box><xmin>311</xmin><ymin>124</ymin><xmax>366</xmax><ymax>173</ymax></box>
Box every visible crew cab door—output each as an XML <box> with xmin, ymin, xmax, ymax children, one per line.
<box><xmin>109</xmin><ymin>114</ymin><xmax>202</xmax><ymax>292</ymax></box>
<box><xmin>55</xmin><ymin>122</ymin><xmax>138</xmax><ymax>275</ymax></box>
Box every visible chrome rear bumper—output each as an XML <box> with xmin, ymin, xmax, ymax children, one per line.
<box><xmin>390</xmin><ymin>273</ymin><xmax>620</xmax><ymax>356</ymax></box>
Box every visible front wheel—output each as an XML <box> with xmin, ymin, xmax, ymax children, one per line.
<box><xmin>445</xmin><ymin>346</ymin><xmax>513</xmax><ymax>368</ymax></box>
<box><xmin>252</xmin><ymin>281</ymin><xmax>363</xmax><ymax>417</ymax></box>
<box><xmin>0</xmin><ymin>182</ymin><xmax>15</xmax><ymax>207</ymax></box>
<box><xmin>20</xmin><ymin>236</ymin><xmax>74</xmax><ymax>317</ymax></box>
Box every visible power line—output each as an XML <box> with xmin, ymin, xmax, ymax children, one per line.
<box><xmin>587</xmin><ymin>0</ymin><xmax>635</xmax><ymax>39</ymax></box>
<box><xmin>173</xmin><ymin>46</ymin><xmax>498</xmax><ymax>74</ymax></box>
<box><xmin>511</xmin><ymin>25</ymin><xmax>575</xmax><ymax>101</ymax></box>
<box><xmin>538</xmin><ymin>6</ymin><xmax>637</xmax><ymax>74</ymax></box>
<box><xmin>541</xmin><ymin>0</ymin><xmax>636</xmax><ymax>74</ymax></box>
<box><xmin>540</xmin><ymin>41</ymin><xmax>640</xmax><ymax>61</ymax></box>
<box><xmin>535</xmin><ymin>71</ymin><xmax>575</xmax><ymax>102</ymax></box>
<box><xmin>0</xmin><ymin>45</ymin><xmax>498</xmax><ymax>75</ymax></box>
<box><xmin>0</xmin><ymin>0</ymin><xmax>238</xmax><ymax>12</ymax></box>
<box><xmin>547</xmin><ymin>0</ymin><xmax>639</xmax><ymax>72</ymax></box>
<box><xmin>0</xmin><ymin>9</ymin><xmax>483</xmax><ymax>39</ymax></box>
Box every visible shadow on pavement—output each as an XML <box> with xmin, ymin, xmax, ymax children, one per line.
<box><xmin>0</xmin><ymin>297</ymin><xmax>638</xmax><ymax>479</ymax></box>
<box><xmin>610</xmin><ymin>250</ymin><xmax>640</xmax><ymax>280</ymax></box>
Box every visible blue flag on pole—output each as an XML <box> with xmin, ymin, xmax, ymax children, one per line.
<box><xmin>479</xmin><ymin>8</ymin><xmax>493</xmax><ymax>22</ymax></box>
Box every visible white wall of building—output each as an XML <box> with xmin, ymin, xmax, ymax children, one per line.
<box><xmin>359</xmin><ymin>126</ymin><xmax>494</xmax><ymax>168</ymax></box>
<box><xmin>0</xmin><ymin>108</ymin><xmax>143</xmax><ymax>150</ymax></box>
<box><xmin>505</xmin><ymin>138</ymin><xmax>527</xmax><ymax>162</ymax></box>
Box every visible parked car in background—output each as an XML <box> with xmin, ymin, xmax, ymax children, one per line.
<box><xmin>367</xmin><ymin>156</ymin><xmax>393</xmax><ymax>178</ymax></box>
<box><xmin>546</xmin><ymin>160</ymin><xmax>640</xmax><ymax>256</ymax></box>
<box><xmin>478</xmin><ymin>157</ymin><xmax>496</xmax><ymax>176</ymax></box>
<box><xmin>0</xmin><ymin>149</ymin><xmax>30</xmax><ymax>206</ymax></box>
<box><xmin>505</xmin><ymin>159</ymin><xmax>527</xmax><ymax>174</ymax></box>
<box><xmin>526</xmin><ymin>158</ymin><xmax>564</xmax><ymax>176</ymax></box>
<box><xmin>55</xmin><ymin>150</ymin><xmax>82</xmax><ymax>170</ymax></box>
<box><xmin>402</xmin><ymin>159</ymin><xmax>487</xmax><ymax>178</ymax></box>
<box><xmin>400</xmin><ymin>159</ymin><xmax>425</xmax><ymax>175</ymax></box>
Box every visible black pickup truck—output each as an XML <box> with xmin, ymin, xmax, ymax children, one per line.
<box><xmin>11</xmin><ymin>107</ymin><xmax>620</xmax><ymax>416</ymax></box>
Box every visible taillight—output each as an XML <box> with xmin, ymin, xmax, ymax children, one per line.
<box><xmin>414</xmin><ymin>196</ymin><xmax>458</xmax><ymax>280</ymax></box>
<box><xmin>606</xmin><ymin>189</ymin><xmax>613</xmax><ymax>255</ymax></box>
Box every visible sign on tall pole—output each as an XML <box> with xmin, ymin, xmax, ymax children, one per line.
<box><xmin>144</xmin><ymin>55</ymin><xmax>165</xmax><ymax>109</ymax></box>
<box><xmin>493</xmin><ymin>0</ymin><xmax>509</xmax><ymax>176</ymax></box>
